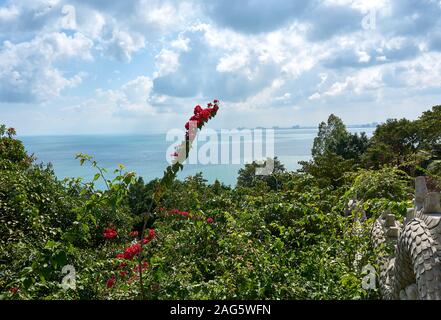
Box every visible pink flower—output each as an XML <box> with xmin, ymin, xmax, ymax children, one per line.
<box><xmin>206</xmin><ymin>217</ymin><xmax>214</xmax><ymax>224</ymax></box>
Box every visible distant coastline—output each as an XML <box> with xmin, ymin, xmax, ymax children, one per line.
<box><xmin>239</xmin><ymin>122</ymin><xmax>379</xmax><ymax>131</ymax></box>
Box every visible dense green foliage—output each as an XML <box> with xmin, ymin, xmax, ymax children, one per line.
<box><xmin>1</xmin><ymin>105</ymin><xmax>440</xmax><ymax>300</ymax></box>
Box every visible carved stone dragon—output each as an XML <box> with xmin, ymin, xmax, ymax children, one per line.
<box><xmin>372</xmin><ymin>176</ymin><xmax>441</xmax><ymax>300</ymax></box>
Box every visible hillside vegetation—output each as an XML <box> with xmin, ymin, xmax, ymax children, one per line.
<box><xmin>0</xmin><ymin>105</ymin><xmax>440</xmax><ymax>300</ymax></box>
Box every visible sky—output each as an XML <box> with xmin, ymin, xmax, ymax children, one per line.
<box><xmin>0</xmin><ymin>0</ymin><xmax>440</xmax><ymax>135</ymax></box>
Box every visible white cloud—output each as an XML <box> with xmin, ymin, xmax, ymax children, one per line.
<box><xmin>100</xmin><ymin>28</ymin><xmax>145</xmax><ymax>62</ymax></box>
<box><xmin>97</xmin><ymin>76</ymin><xmax>155</xmax><ymax>116</ymax></box>
<box><xmin>1</xmin><ymin>0</ymin><xmax>441</xmax><ymax>133</ymax></box>
<box><xmin>0</xmin><ymin>31</ymin><xmax>91</xmax><ymax>102</ymax></box>
<box><xmin>319</xmin><ymin>67</ymin><xmax>384</xmax><ymax>99</ymax></box>
<box><xmin>155</xmin><ymin>49</ymin><xmax>180</xmax><ymax>76</ymax></box>
<box><xmin>216</xmin><ymin>51</ymin><xmax>249</xmax><ymax>73</ymax></box>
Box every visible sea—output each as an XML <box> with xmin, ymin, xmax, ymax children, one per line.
<box><xmin>19</xmin><ymin>127</ymin><xmax>375</xmax><ymax>189</ymax></box>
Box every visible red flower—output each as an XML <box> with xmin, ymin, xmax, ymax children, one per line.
<box><xmin>213</xmin><ymin>99</ymin><xmax>219</xmax><ymax>104</ymax></box>
<box><xmin>206</xmin><ymin>217</ymin><xmax>214</xmax><ymax>224</ymax></box>
<box><xmin>200</xmin><ymin>109</ymin><xmax>211</xmax><ymax>121</ymax></box>
<box><xmin>106</xmin><ymin>276</ymin><xmax>116</xmax><ymax>288</ymax></box>
<box><xmin>143</xmin><ymin>228</ymin><xmax>156</xmax><ymax>244</ymax></box>
<box><xmin>119</xmin><ymin>271</ymin><xmax>128</xmax><ymax>278</ymax></box>
<box><xmin>103</xmin><ymin>228</ymin><xmax>118</xmax><ymax>239</ymax></box>
<box><xmin>118</xmin><ymin>262</ymin><xmax>127</xmax><ymax>269</ymax></box>
<box><xmin>185</xmin><ymin>122</ymin><xmax>189</xmax><ymax>130</ymax></box>
<box><xmin>194</xmin><ymin>105</ymin><xmax>203</xmax><ymax>114</ymax></box>
<box><xmin>116</xmin><ymin>253</ymin><xmax>125</xmax><ymax>259</ymax></box>
<box><xmin>129</xmin><ymin>231</ymin><xmax>139</xmax><ymax>238</ymax></box>
<box><xmin>134</xmin><ymin>261</ymin><xmax>149</xmax><ymax>273</ymax></box>
<box><xmin>9</xmin><ymin>287</ymin><xmax>18</xmax><ymax>294</ymax></box>
<box><xmin>169</xmin><ymin>209</ymin><xmax>190</xmax><ymax>218</ymax></box>
<box><xmin>123</xmin><ymin>243</ymin><xmax>141</xmax><ymax>260</ymax></box>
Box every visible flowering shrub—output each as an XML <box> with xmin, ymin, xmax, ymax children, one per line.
<box><xmin>103</xmin><ymin>228</ymin><xmax>118</xmax><ymax>239</ymax></box>
<box><xmin>129</xmin><ymin>231</ymin><xmax>139</xmax><ymax>238</ymax></box>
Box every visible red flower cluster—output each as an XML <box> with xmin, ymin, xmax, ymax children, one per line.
<box><xmin>166</xmin><ymin>208</ymin><xmax>215</xmax><ymax>225</ymax></box>
<box><xmin>103</xmin><ymin>228</ymin><xmax>118</xmax><ymax>239</ymax></box>
<box><xmin>143</xmin><ymin>228</ymin><xmax>156</xmax><ymax>244</ymax></box>
<box><xmin>169</xmin><ymin>208</ymin><xmax>190</xmax><ymax>218</ymax></box>
<box><xmin>123</xmin><ymin>243</ymin><xmax>141</xmax><ymax>260</ymax></box>
<box><xmin>129</xmin><ymin>231</ymin><xmax>139</xmax><ymax>238</ymax></box>
<box><xmin>184</xmin><ymin>100</ymin><xmax>219</xmax><ymax>131</ymax></box>
<box><xmin>9</xmin><ymin>287</ymin><xmax>18</xmax><ymax>294</ymax></box>
<box><xmin>133</xmin><ymin>261</ymin><xmax>149</xmax><ymax>273</ymax></box>
<box><xmin>115</xmin><ymin>228</ymin><xmax>156</xmax><ymax>261</ymax></box>
<box><xmin>112</xmin><ymin>257</ymin><xmax>150</xmax><ymax>284</ymax></box>
<box><xmin>172</xmin><ymin>100</ymin><xmax>220</xmax><ymax>161</ymax></box>
<box><xmin>106</xmin><ymin>276</ymin><xmax>116</xmax><ymax>288</ymax></box>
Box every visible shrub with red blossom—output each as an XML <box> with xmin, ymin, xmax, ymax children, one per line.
<box><xmin>169</xmin><ymin>208</ymin><xmax>190</xmax><ymax>218</ymax></box>
<box><xmin>133</xmin><ymin>261</ymin><xmax>149</xmax><ymax>273</ymax></box>
<box><xmin>103</xmin><ymin>228</ymin><xmax>118</xmax><ymax>239</ymax></box>
<box><xmin>106</xmin><ymin>276</ymin><xmax>116</xmax><ymax>288</ymax></box>
<box><xmin>123</xmin><ymin>243</ymin><xmax>141</xmax><ymax>260</ymax></box>
<box><xmin>129</xmin><ymin>231</ymin><xmax>139</xmax><ymax>238</ymax></box>
<box><xmin>114</xmin><ymin>228</ymin><xmax>156</xmax><ymax>261</ymax></box>
<box><xmin>142</xmin><ymin>228</ymin><xmax>156</xmax><ymax>244</ymax></box>
<box><xmin>9</xmin><ymin>287</ymin><xmax>18</xmax><ymax>294</ymax></box>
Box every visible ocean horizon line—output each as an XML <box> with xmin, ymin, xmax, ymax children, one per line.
<box><xmin>17</xmin><ymin>123</ymin><xmax>379</xmax><ymax>138</ymax></box>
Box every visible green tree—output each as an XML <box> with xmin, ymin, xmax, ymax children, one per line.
<box><xmin>237</xmin><ymin>157</ymin><xmax>285</xmax><ymax>190</ymax></box>
<box><xmin>0</xmin><ymin>125</ymin><xmax>32</xmax><ymax>167</ymax></box>
<box><xmin>312</xmin><ymin>114</ymin><xmax>369</xmax><ymax>161</ymax></box>
<box><xmin>312</xmin><ymin>114</ymin><xmax>348</xmax><ymax>159</ymax></box>
<box><xmin>301</xmin><ymin>114</ymin><xmax>369</xmax><ymax>187</ymax></box>
<box><xmin>417</xmin><ymin>105</ymin><xmax>441</xmax><ymax>158</ymax></box>
<box><xmin>363</xmin><ymin>118</ymin><xmax>419</xmax><ymax>169</ymax></box>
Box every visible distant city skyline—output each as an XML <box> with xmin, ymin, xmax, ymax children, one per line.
<box><xmin>1</xmin><ymin>0</ymin><xmax>441</xmax><ymax>135</ymax></box>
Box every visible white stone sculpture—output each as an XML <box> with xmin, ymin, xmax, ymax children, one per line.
<box><xmin>372</xmin><ymin>176</ymin><xmax>441</xmax><ymax>300</ymax></box>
